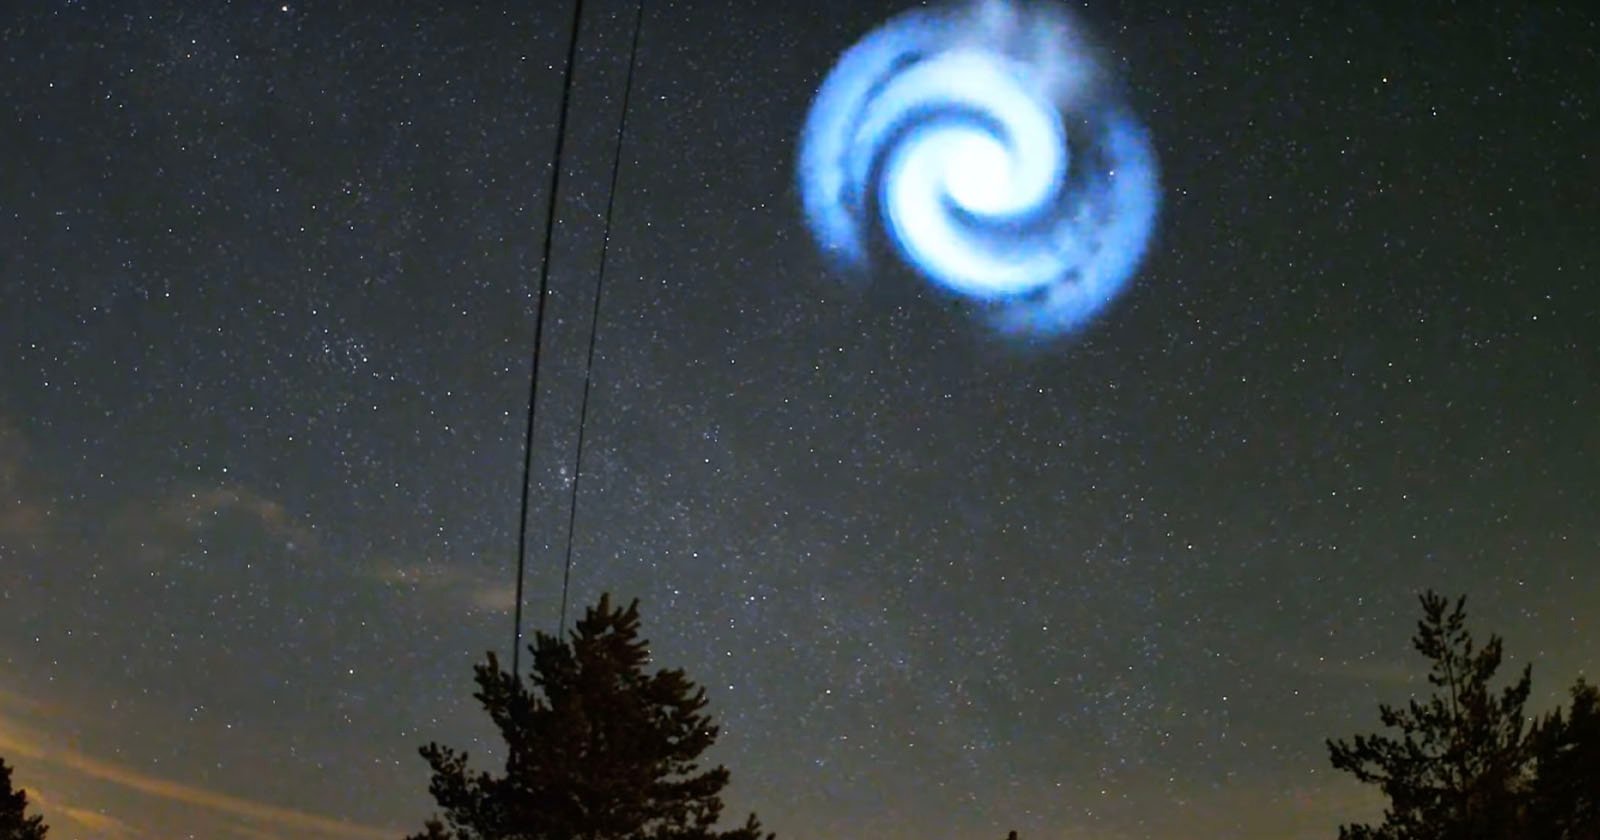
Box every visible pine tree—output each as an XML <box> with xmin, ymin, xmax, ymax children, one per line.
<box><xmin>0</xmin><ymin>757</ymin><xmax>48</xmax><ymax>840</ymax></box>
<box><xmin>1326</xmin><ymin>591</ymin><xmax>1533</xmax><ymax>839</ymax></box>
<box><xmin>1527</xmin><ymin>679</ymin><xmax>1600</xmax><ymax>840</ymax></box>
<box><xmin>409</xmin><ymin>594</ymin><xmax>772</xmax><ymax>840</ymax></box>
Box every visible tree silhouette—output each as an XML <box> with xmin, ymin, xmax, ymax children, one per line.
<box><xmin>409</xmin><ymin>594</ymin><xmax>771</xmax><ymax>840</ymax></box>
<box><xmin>1327</xmin><ymin>591</ymin><xmax>1533</xmax><ymax>839</ymax></box>
<box><xmin>0</xmin><ymin>757</ymin><xmax>48</xmax><ymax>840</ymax></box>
<box><xmin>1526</xmin><ymin>679</ymin><xmax>1600</xmax><ymax>840</ymax></box>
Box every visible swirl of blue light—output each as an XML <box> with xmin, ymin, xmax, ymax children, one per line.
<box><xmin>797</xmin><ymin>0</ymin><xmax>1160</xmax><ymax>337</ymax></box>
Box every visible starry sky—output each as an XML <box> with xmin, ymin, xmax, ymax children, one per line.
<box><xmin>1</xmin><ymin>1</ymin><xmax>1597</xmax><ymax>838</ymax></box>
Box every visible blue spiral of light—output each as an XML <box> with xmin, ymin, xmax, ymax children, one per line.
<box><xmin>797</xmin><ymin>0</ymin><xmax>1160</xmax><ymax>338</ymax></box>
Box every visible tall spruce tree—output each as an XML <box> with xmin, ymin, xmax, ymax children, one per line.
<box><xmin>0</xmin><ymin>757</ymin><xmax>48</xmax><ymax>840</ymax></box>
<box><xmin>1327</xmin><ymin>591</ymin><xmax>1533</xmax><ymax>840</ymax></box>
<box><xmin>1527</xmin><ymin>679</ymin><xmax>1600</xmax><ymax>840</ymax></box>
<box><xmin>410</xmin><ymin>594</ymin><xmax>771</xmax><ymax>840</ymax></box>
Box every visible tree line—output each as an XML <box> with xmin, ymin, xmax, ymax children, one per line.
<box><xmin>2</xmin><ymin>589</ymin><xmax>1594</xmax><ymax>839</ymax></box>
<box><xmin>1326</xmin><ymin>591</ymin><xmax>1597</xmax><ymax>839</ymax></box>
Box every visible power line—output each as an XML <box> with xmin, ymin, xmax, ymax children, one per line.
<box><xmin>559</xmin><ymin>0</ymin><xmax>648</xmax><ymax>635</ymax></box>
<box><xmin>512</xmin><ymin>0</ymin><xmax>649</xmax><ymax>673</ymax></box>
<box><xmin>511</xmin><ymin>0</ymin><xmax>587</xmax><ymax>679</ymax></box>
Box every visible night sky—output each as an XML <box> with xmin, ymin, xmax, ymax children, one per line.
<box><xmin>2</xmin><ymin>1</ymin><xmax>1597</xmax><ymax>838</ymax></box>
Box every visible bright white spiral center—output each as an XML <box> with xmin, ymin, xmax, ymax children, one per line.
<box><xmin>942</xmin><ymin>133</ymin><xmax>1013</xmax><ymax>217</ymax></box>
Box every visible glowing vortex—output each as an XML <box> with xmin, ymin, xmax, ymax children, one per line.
<box><xmin>797</xmin><ymin>0</ymin><xmax>1160</xmax><ymax>338</ymax></box>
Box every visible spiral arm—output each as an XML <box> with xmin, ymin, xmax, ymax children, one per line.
<box><xmin>797</xmin><ymin>0</ymin><xmax>1160</xmax><ymax>338</ymax></box>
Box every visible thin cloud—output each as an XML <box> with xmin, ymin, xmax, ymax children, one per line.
<box><xmin>0</xmin><ymin>501</ymin><xmax>47</xmax><ymax>541</ymax></box>
<box><xmin>371</xmin><ymin>560</ymin><xmax>517</xmax><ymax>615</ymax></box>
<box><xmin>64</xmin><ymin>807</ymin><xmax>143</xmax><ymax>838</ymax></box>
<box><xmin>1297</xmin><ymin>656</ymin><xmax>1420</xmax><ymax>688</ymax></box>
<box><xmin>0</xmin><ymin>419</ymin><xmax>49</xmax><ymax>541</ymax></box>
<box><xmin>229</xmin><ymin>821</ymin><xmax>314</xmax><ymax>840</ymax></box>
<box><xmin>0</xmin><ymin>709</ymin><xmax>392</xmax><ymax>840</ymax></box>
<box><xmin>96</xmin><ymin>481</ymin><xmax>328</xmax><ymax>577</ymax></box>
<box><xmin>0</xmin><ymin>686</ymin><xmax>57</xmax><ymax>718</ymax></box>
<box><xmin>160</xmin><ymin>484</ymin><xmax>317</xmax><ymax>549</ymax></box>
<box><xmin>471</xmin><ymin>582</ymin><xmax>518</xmax><ymax>613</ymax></box>
<box><xmin>27</xmin><ymin>788</ymin><xmax>144</xmax><ymax>840</ymax></box>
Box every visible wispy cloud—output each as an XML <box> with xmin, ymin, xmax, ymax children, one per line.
<box><xmin>0</xmin><ymin>704</ymin><xmax>392</xmax><ymax>840</ymax></box>
<box><xmin>1293</xmin><ymin>655</ymin><xmax>1420</xmax><ymax>689</ymax></box>
<box><xmin>158</xmin><ymin>484</ymin><xmax>318</xmax><ymax>549</ymax></box>
<box><xmin>1184</xmin><ymin>777</ymin><xmax>1386</xmax><ymax>840</ymax></box>
<box><xmin>0</xmin><ymin>418</ymin><xmax>49</xmax><ymax>542</ymax></box>
<box><xmin>26</xmin><ymin>787</ymin><xmax>145</xmax><ymax>840</ymax></box>
<box><xmin>0</xmin><ymin>448</ymin><xmax>410</xmax><ymax>839</ymax></box>
<box><xmin>471</xmin><ymin>581</ymin><xmax>518</xmax><ymax>613</ymax></box>
<box><xmin>0</xmin><ymin>686</ymin><xmax>57</xmax><ymax>718</ymax></box>
<box><xmin>92</xmin><ymin>480</ymin><xmax>333</xmax><ymax>582</ymax></box>
<box><xmin>371</xmin><ymin>560</ymin><xmax>516</xmax><ymax>615</ymax></box>
<box><xmin>228</xmin><ymin>822</ymin><xmax>310</xmax><ymax>840</ymax></box>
